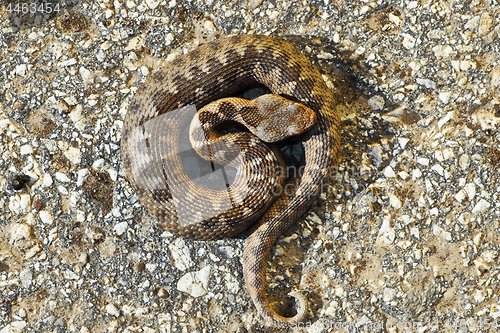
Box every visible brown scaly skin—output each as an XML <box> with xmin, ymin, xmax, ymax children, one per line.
<box><xmin>121</xmin><ymin>35</ymin><xmax>341</xmax><ymax>327</ymax></box>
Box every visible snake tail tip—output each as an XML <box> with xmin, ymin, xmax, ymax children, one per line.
<box><xmin>287</xmin><ymin>290</ymin><xmax>308</xmax><ymax>322</ymax></box>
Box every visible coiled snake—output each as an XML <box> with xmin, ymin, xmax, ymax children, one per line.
<box><xmin>121</xmin><ymin>34</ymin><xmax>340</xmax><ymax>327</ymax></box>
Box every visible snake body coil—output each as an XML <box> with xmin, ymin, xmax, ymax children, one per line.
<box><xmin>121</xmin><ymin>35</ymin><xmax>341</xmax><ymax>326</ymax></box>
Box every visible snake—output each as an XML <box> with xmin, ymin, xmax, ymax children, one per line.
<box><xmin>120</xmin><ymin>34</ymin><xmax>341</xmax><ymax>327</ymax></box>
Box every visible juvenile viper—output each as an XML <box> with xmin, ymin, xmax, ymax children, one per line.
<box><xmin>121</xmin><ymin>34</ymin><xmax>341</xmax><ymax>327</ymax></box>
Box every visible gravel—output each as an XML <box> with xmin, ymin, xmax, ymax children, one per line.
<box><xmin>1</xmin><ymin>0</ymin><xmax>499</xmax><ymax>332</ymax></box>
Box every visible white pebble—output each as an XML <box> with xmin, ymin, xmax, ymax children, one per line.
<box><xmin>416</xmin><ymin>78</ymin><xmax>436</xmax><ymax>89</ymax></box>
<box><xmin>368</xmin><ymin>95</ymin><xmax>385</xmax><ymax>110</ymax></box>
<box><xmin>63</xmin><ymin>146</ymin><xmax>81</xmax><ymax>165</ymax></box>
<box><xmin>247</xmin><ymin>0</ymin><xmax>262</xmax><ymax>10</ymax></box>
<box><xmin>398</xmin><ymin>138</ymin><xmax>409</xmax><ymax>149</ymax></box>
<box><xmin>398</xmin><ymin>171</ymin><xmax>410</xmax><ymax>180</ymax></box>
<box><xmin>93</xmin><ymin>159</ymin><xmax>105</xmax><ymax>169</ymax></box>
<box><xmin>438</xmin><ymin>111</ymin><xmax>455</xmax><ymax>128</ymax></box>
<box><xmin>19</xmin><ymin>267</ymin><xmax>32</xmax><ymax>288</ymax></box>
<box><xmin>79</xmin><ymin>252</ymin><xmax>89</xmax><ymax>264</ymax></box>
<box><xmin>55</xmin><ymin>172</ymin><xmax>70</xmax><ymax>182</ymax></box>
<box><xmin>432</xmin><ymin>45</ymin><xmax>455</xmax><ymax>58</ymax></box>
<box><xmin>401</xmin><ymin>33</ymin><xmax>415</xmax><ymax>49</ymax></box>
<box><xmin>1</xmin><ymin>321</ymin><xmax>27</xmax><ymax>332</ymax></box>
<box><xmin>58</xmin><ymin>185</ymin><xmax>68</xmax><ymax>195</ymax></box>
<box><xmin>442</xmin><ymin>148</ymin><xmax>454</xmax><ymax>160</ymax></box>
<box><xmin>417</xmin><ymin>157</ymin><xmax>429</xmax><ymax>166</ymax></box>
<box><xmin>39</xmin><ymin>210</ymin><xmax>53</xmax><ymax>225</ymax></box>
<box><xmin>455</xmin><ymin>189</ymin><xmax>466</xmax><ymax>203</ymax></box>
<box><xmin>7</xmin><ymin>223</ymin><xmax>31</xmax><ymax>244</ymax></box>
<box><xmin>472</xmin><ymin>199</ymin><xmax>490</xmax><ymax>214</ymax></box>
<box><xmin>125</xmin><ymin>36</ymin><xmax>145</xmax><ymax>51</ymax></box>
<box><xmin>106</xmin><ymin>303</ymin><xmax>120</xmax><ymax>317</ymax></box>
<box><xmin>146</xmin><ymin>263</ymin><xmax>157</xmax><ymax>272</ymax></box>
<box><xmin>77</xmin><ymin>169</ymin><xmax>90</xmax><ymax>187</ymax></box>
<box><xmin>464</xmin><ymin>183</ymin><xmax>476</xmax><ymax>200</ymax></box>
<box><xmin>20</xmin><ymin>144</ymin><xmax>32</xmax><ymax>155</ymax></box>
<box><xmin>412</xmin><ymin>169</ymin><xmax>422</xmax><ymax>179</ymax></box>
<box><xmin>42</xmin><ymin>173</ymin><xmax>53</xmax><ymax>187</ymax></box>
<box><xmin>383</xmin><ymin>166</ymin><xmax>396</xmax><ymax>178</ymax></box>
<box><xmin>79</xmin><ymin>66</ymin><xmax>92</xmax><ymax>80</ymax></box>
<box><xmin>473</xmin><ymin>233</ymin><xmax>483</xmax><ymax>246</ymax></box>
<box><xmin>19</xmin><ymin>194</ymin><xmax>30</xmax><ymax>211</ymax></box>
<box><xmin>459</xmin><ymin>154</ymin><xmax>470</xmax><ymax>170</ymax></box>
<box><xmin>377</xmin><ymin>216</ymin><xmax>395</xmax><ymax>245</ymax></box>
<box><xmin>438</xmin><ymin>91</ymin><xmax>451</xmax><ymax>104</ymax></box>
<box><xmin>113</xmin><ymin>222</ymin><xmax>128</xmax><ymax>236</ymax></box>
<box><xmin>8</xmin><ymin>195</ymin><xmax>24</xmax><ymax>214</ymax></box>
<box><xmin>490</xmin><ymin>66</ymin><xmax>500</xmax><ymax>87</ymax></box>
<box><xmin>389</xmin><ymin>193</ymin><xmax>402</xmax><ymax>209</ymax></box>
<box><xmin>168</xmin><ymin>238</ymin><xmax>194</xmax><ymax>271</ymax></box>
<box><xmin>63</xmin><ymin>269</ymin><xmax>80</xmax><ymax>280</ymax></box>
<box><xmin>107</xmin><ymin>168</ymin><xmax>118</xmax><ymax>181</ymax></box>
<box><xmin>25</xmin><ymin>244</ymin><xmax>42</xmax><ymax>260</ymax></box>
<box><xmin>177</xmin><ymin>266</ymin><xmax>211</xmax><ymax>297</ymax></box>
<box><xmin>15</xmin><ymin>64</ymin><xmax>27</xmax><ymax>76</ymax></box>
<box><xmin>431</xmin><ymin>164</ymin><xmax>444</xmax><ymax>176</ymax></box>
<box><xmin>57</xmin><ymin>58</ymin><xmax>77</xmax><ymax>67</ymax></box>
<box><xmin>474</xmin><ymin>290</ymin><xmax>485</xmax><ymax>302</ymax></box>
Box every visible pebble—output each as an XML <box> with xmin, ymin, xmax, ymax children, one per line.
<box><xmin>8</xmin><ymin>194</ymin><xmax>31</xmax><ymax>213</ymax></box>
<box><xmin>177</xmin><ymin>265</ymin><xmax>211</xmax><ymax>297</ymax></box>
<box><xmin>168</xmin><ymin>238</ymin><xmax>194</xmax><ymax>271</ymax></box>
<box><xmin>376</xmin><ymin>216</ymin><xmax>395</xmax><ymax>245</ymax></box>
<box><xmin>6</xmin><ymin>223</ymin><xmax>31</xmax><ymax>244</ymax></box>
<box><xmin>401</xmin><ymin>33</ymin><xmax>415</xmax><ymax>49</ymax></box>
<box><xmin>63</xmin><ymin>269</ymin><xmax>80</xmax><ymax>280</ymax></box>
<box><xmin>42</xmin><ymin>173</ymin><xmax>53</xmax><ymax>187</ymax></box>
<box><xmin>383</xmin><ymin>166</ymin><xmax>396</xmax><ymax>178</ymax></box>
<box><xmin>113</xmin><ymin>222</ymin><xmax>128</xmax><ymax>236</ymax></box>
<box><xmin>0</xmin><ymin>321</ymin><xmax>27</xmax><ymax>333</ymax></box>
<box><xmin>478</xmin><ymin>12</ymin><xmax>493</xmax><ymax>35</ymax></box>
<box><xmin>437</xmin><ymin>111</ymin><xmax>454</xmax><ymax>128</ymax></box>
<box><xmin>79</xmin><ymin>252</ymin><xmax>89</xmax><ymax>264</ymax></box>
<box><xmin>79</xmin><ymin>66</ymin><xmax>92</xmax><ymax>81</ymax></box>
<box><xmin>438</xmin><ymin>91</ymin><xmax>451</xmax><ymax>104</ymax></box>
<box><xmin>57</xmin><ymin>100</ymin><xmax>69</xmax><ymax>114</ymax></box>
<box><xmin>431</xmin><ymin>164</ymin><xmax>444</xmax><ymax>176</ymax></box>
<box><xmin>62</xmin><ymin>146</ymin><xmax>82</xmax><ymax>165</ymax></box>
<box><xmin>105</xmin><ymin>303</ymin><xmax>120</xmax><ymax>317</ymax></box>
<box><xmin>416</xmin><ymin>157</ymin><xmax>429</xmax><ymax>167</ymax></box>
<box><xmin>145</xmin><ymin>263</ymin><xmax>157</xmax><ymax>273</ymax></box>
<box><xmin>416</xmin><ymin>78</ymin><xmax>436</xmax><ymax>89</ymax></box>
<box><xmin>247</xmin><ymin>0</ymin><xmax>262</xmax><ymax>10</ymax></box>
<box><xmin>432</xmin><ymin>45</ymin><xmax>455</xmax><ymax>58</ymax></box>
<box><xmin>388</xmin><ymin>193</ymin><xmax>401</xmax><ymax>209</ymax></box>
<box><xmin>19</xmin><ymin>267</ymin><xmax>32</xmax><ymax>288</ymax></box>
<box><xmin>126</xmin><ymin>36</ymin><xmax>146</xmax><ymax>52</ymax></box>
<box><xmin>472</xmin><ymin>199</ymin><xmax>490</xmax><ymax>214</ymax></box>
<box><xmin>367</xmin><ymin>95</ymin><xmax>385</xmax><ymax>110</ymax></box>
<box><xmin>15</xmin><ymin>64</ymin><xmax>27</xmax><ymax>76</ymax></box>
<box><xmin>77</xmin><ymin>169</ymin><xmax>89</xmax><ymax>186</ymax></box>
<box><xmin>55</xmin><ymin>172</ymin><xmax>71</xmax><ymax>182</ymax></box>
<box><xmin>39</xmin><ymin>210</ymin><xmax>53</xmax><ymax>225</ymax></box>
<box><xmin>19</xmin><ymin>145</ymin><xmax>32</xmax><ymax>155</ymax></box>
<box><xmin>490</xmin><ymin>66</ymin><xmax>500</xmax><ymax>87</ymax></box>
<box><xmin>57</xmin><ymin>58</ymin><xmax>77</xmax><ymax>67</ymax></box>
<box><xmin>107</xmin><ymin>168</ymin><xmax>118</xmax><ymax>181</ymax></box>
<box><xmin>25</xmin><ymin>244</ymin><xmax>42</xmax><ymax>260</ymax></box>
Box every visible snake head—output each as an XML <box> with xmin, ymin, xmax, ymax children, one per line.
<box><xmin>251</xmin><ymin>94</ymin><xmax>317</xmax><ymax>143</ymax></box>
